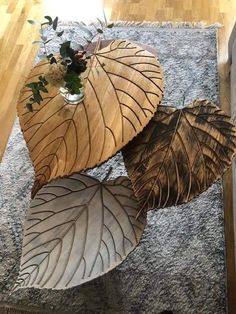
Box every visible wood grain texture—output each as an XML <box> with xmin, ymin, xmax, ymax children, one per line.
<box><xmin>0</xmin><ymin>0</ymin><xmax>43</xmax><ymax>160</ymax></box>
<box><xmin>17</xmin><ymin>39</ymin><xmax>164</xmax><ymax>196</ymax></box>
<box><xmin>123</xmin><ymin>99</ymin><xmax>236</xmax><ymax>213</ymax></box>
<box><xmin>104</xmin><ymin>0</ymin><xmax>236</xmax><ymax>65</ymax></box>
<box><xmin>15</xmin><ymin>174</ymin><xmax>146</xmax><ymax>290</ymax></box>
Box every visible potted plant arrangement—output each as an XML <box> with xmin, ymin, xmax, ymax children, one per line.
<box><xmin>25</xmin><ymin>16</ymin><xmax>113</xmax><ymax>111</ymax></box>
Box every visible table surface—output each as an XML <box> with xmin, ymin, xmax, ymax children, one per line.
<box><xmin>17</xmin><ymin>39</ymin><xmax>164</xmax><ymax>195</ymax></box>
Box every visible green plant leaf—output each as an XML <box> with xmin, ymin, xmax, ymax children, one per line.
<box><xmin>25</xmin><ymin>83</ymin><xmax>36</xmax><ymax>89</ymax></box>
<box><xmin>26</xmin><ymin>103</ymin><xmax>33</xmax><ymax>112</ymax></box>
<box><xmin>52</xmin><ymin>17</ymin><xmax>58</xmax><ymax>30</ymax></box>
<box><xmin>33</xmin><ymin>93</ymin><xmax>43</xmax><ymax>104</ymax></box>
<box><xmin>44</xmin><ymin>15</ymin><xmax>53</xmax><ymax>25</ymax></box>
<box><xmin>59</xmin><ymin>41</ymin><xmax>74</xmax><ymax>59</ymax></box>
<box><xmin>50</xmin><ymin>57</ymin><xmax>57</xmax><ymax>64</ymax></box>
<box><xmin>45</xmin><ymin>39</ymin><xmax>53</xmax><ymax>44</ymax></box>
<box><xmin>61</xmin><ymin>41</ymin><xmax>71</xmax><ymax>48</ymax></box>
<box><xmin>47</xmin><ymin>53</ymin><xmax>53</xmax><ymax>59</ymax></box>
<box><xmin>25</xmin><ymin>76</ymin><xmax>49</xmax><ymax>111</ymax></box>
<box><xmin>64</xmin><ymin>72</ymin><xmax>83</xmax><ymax>94</ymax></box>
<box><xmin>103</xmin><ymin>9</ymin><xmax>108</xmax><ymax>26</ymax></box>
<box><xmin>63</xmin><ymin>72</ymin><xmax>77</xmax><ymax>81</ymax></box>
<box><xmin>32</xmin><ymin>40</ymin><xmax>42</xmax><ymax>44</ymax></box>
<box><xmin>38</xmin><ymin>76</ymin><xmax>49</xmax><ymax>85</ymax></box>
<box><xmin>42</xmin><ymin>78</ymin><xmax>49</xmax><ymax>85</ymax></box>
<box><xmin>27</xmin><ymin>19</ymin><xmax>36</xmax><ymax>25</ymax></box>
<box><xmin>107</xmin><ymin>23</ymin><xmax>114</xmax><ymax>28</ymax></box>
<box><xmin>83</xmin><ymin>36</ymin><xmax>91</xmax><ymax>44</ymax></box>
<box><xmin>38</xmin><ymin>85</ymin><xmax>48</xmax><ymax>93</ymax></box>
<box><xmin>57</xmin><ymin>30</ymin><xmax>64</xmax><ymax>37</ymax></box>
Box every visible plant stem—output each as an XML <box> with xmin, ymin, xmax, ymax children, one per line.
<box><xmin>83</xmin><ymin>36</ymin><xmax>101</xmax><ymax>83</ymax></box>
<box><xmin>40</xmin><ymin>24</ymin><xmax>49</xmax><ymax>59</ymax></box>
<box><xmin>86</xmin><ymin>31</ymin><xmax>102</xmax><ymax>53</ymax></box>
<box><xmin>103</xmin><ymin>167</ymin><xmax>113</xmax><ymax>181</ymax></box>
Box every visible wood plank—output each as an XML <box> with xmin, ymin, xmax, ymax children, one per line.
<box><xmin>0</xmin><ymin>0</ymin><xmax>43</xmax><ymax>159</ymax></box>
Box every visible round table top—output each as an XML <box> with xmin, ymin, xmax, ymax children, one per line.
<box><xmin>17</xmin><ymin>39</ymin><xmax>164</xmax><ymax>195</ymax></box>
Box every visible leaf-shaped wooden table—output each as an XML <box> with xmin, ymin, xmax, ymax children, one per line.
<box><xmin>17</xmin><ymin>39</ymin><xmax>164</xmax><ymax>195</ymax></box>
<box><xmin>15</xmin><ymin>174</ymin><xmax>146</xmax><ymax>290</ymax></box>
<box><xmin>123</xmin><ymin>99</ymin><xmax>236</xmax><ymax>213</ymax></box>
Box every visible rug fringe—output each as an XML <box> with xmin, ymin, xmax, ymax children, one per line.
<box><xmin>59</xmin><ymin>20</ymin><xmax>223</xmax><ymax>29</ymax></box>
<box><xmin>111</xmin><ymin>20</ymin><xmax>223</xmax><ymax>29</ymax></box>
<box><xmin>58</xmin><ymin>20</ymin><xmax>223</xmax><ymax>29</ymax></box>
<box><xmin>0</xmin><ymin>304</ymin><xmax>58</xmax><ymax>314</ymax></box>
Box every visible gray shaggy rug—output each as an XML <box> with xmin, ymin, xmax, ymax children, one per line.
<box><xmin>0</xmin><ymin>22</ymin><xmax>226</xmax><ymax>314</ymax></box>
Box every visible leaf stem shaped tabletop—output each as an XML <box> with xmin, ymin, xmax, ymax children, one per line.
<box><xmin>17</xmin><ymin>39</ymin><xmax>164</xmax><ymax>196</ymax></box>
<box><xmin>122</xmin><ymin>99</ymin><xmax>236</xmax><ymax>213</ymax></box>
